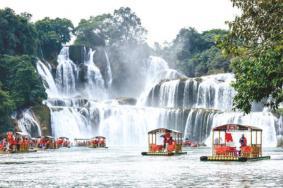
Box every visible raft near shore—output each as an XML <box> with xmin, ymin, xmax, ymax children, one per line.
<box><xmin>141</xmin><ymin>151</ymin><xmax>187</xmax><ymax>156</ymax></box>
<box><xmin>200</xmin><ymin>155</ymin><xmax>270</xmax><ymax>162</ymax></box>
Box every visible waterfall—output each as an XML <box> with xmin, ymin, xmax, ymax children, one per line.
<box><xmin>84</xmin><ymin>49</ymin><xmax>106</xmax><ymax>99</ymax></box>
<box><xmin>183</xmin><ymin>109</ymin><xmax>218</xmax><ymax>143</ymax></box>
<box><xmin>104</xmin><ymin>49</ymin><xmax>112</xmax><ymax>87</ymax></box>
<box><xmin>32</xmin><ymin>46</ymin><xmax>281</xmax><ymax>147</ymax></box>
<box><xmin>146</xmin><ymin>73</ymin><xmax>235</xmax><ymax>111</ymax></box>
<box><xmin>56</xmin><ymin>47</ymin><xmax>78</xmax><ymax>97</ymax></box>
<box><xmin>36</xmin><ymin>60</ymin><xmax>58</xmax><ymax>98</ymax></box>
<box><xmin>137</xmin><ymin>56</ymin><xmax>185</xmax><ymax>105</ymax></box>
<box><xmin>17</xmin><ymin>109</ymin><xmax>41</xmax><ymax>138</ymax></box>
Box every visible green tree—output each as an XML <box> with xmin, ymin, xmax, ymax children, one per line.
<box><xmin>0</xmin><ymin>8</ymin><xmax>37</xmax><ymax>55</ymax></box>
<box><xmin>75</xmin><ymin>7</ymin><xmax>147</xmax><ymax>47</ymax></box>
<box><xmin>221</xmin><ymin>0</ymin><xmax>283</xmax><ymax>113</ymax></box>
<box><xmin>35</xmin><ymin>17</ymin><xmax>74</xmax><ymax>61</ymax></box>
<box><xmin>111</xmin><ymin>7</ymin><xmax>147</xmax><ymax>44</ymax></box>
<box><xmin>0</xmin><ymin>82</ymin><xmax>15</xmax><ymax>133</ymax></box>
<box><xmin>160</xmin><ymin>28</ymin><xmax>230</xmax><ymax>77</ymax></box>
<box><xmin>74</xmin><ymin>14</ymin><xmax>111</xmax><ymax>47</ymax></box>
<box><xmin>0</xmin><ymin>55</ymin><xmax>47</xmax><ymax>108</ymax></box>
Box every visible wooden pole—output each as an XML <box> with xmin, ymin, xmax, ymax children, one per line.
<box><xmin>212</xmin><ymin>130</ymin><xmax>214</xmax><ymax>155</ymax></box>
<box><xmin>255</xmin><ymin>131</ymin><xmax>257</xmax><ymax>145</ymax></box>
<box><xmin>251</xmin><ymin>129</ymin><xmax>253</xmax><ymax>146</ymax></box>
<box><xmin>260</xmin><ymin>131</ymin><xmax>262</xmax><ymax>156</ymax></box>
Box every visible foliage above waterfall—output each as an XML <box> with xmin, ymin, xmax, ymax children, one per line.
<box><xmin>35</xmin><ymin>17</ymin><xmax>74</xmax><ymax>62</ymax></box>
<box><xmin>74</xmin><ymin>7</ymin><xmax>147</xmax><ymax>47</ymax></box>
<box><xmin>220</xmin><ymin>0</ymin><xmax>283</xmax><ymax>113</ymax></box>
<box><xmin>0</xmin><ymin>8</ymin><xmax>74</xmax><ymax>63</ymax></box>
<box><xmin>74</xmin><ymin>7</ymin><xmax>151</xmax><ymax>96</ymax></box>
<box><xmin>0</xmin><ymin>8</ymin><xmax>37</xmax><ymax>56</ymax></box>
<box><xmin>157</xmin><ymin>28</ymin><xmax>231</xmax><ymax>77</ymax></box>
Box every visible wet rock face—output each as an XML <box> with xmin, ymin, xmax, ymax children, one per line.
<box><xmin>31</xmin><ymin>105</ymin><xmax>51</xmax><ymax>136</ymax></box>
<box><xmin>93</xmin><ymin>46</ymin><xmax>111</xmax><ymax>88</ymax></box>
<box><xmin>116</xmin><ymin>97</ymin><xmax>137</xmax><ymax>105</ymax></box>
<box><xmin>69</xmin><ymin>45</ymin><xmax>88</xmax><ymax>65</ymax></box>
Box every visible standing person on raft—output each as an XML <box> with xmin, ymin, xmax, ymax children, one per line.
<box><xmin>239</xmin><ymin>134</ymin><xmax>247</xmax><ymax>147</ymax></box>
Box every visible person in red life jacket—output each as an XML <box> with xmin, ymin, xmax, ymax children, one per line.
<box><xmin>225</xmin><ymin>132</ymin><xmax>233</xmax><ymax>143</ymax></box>
<box><xmin>0</xmin><ymin>142</ymin><xmax>3</xmax><ymax>151</ymax></box>
<box><xmin>162</xmin><ymin>131</ymin><xmax>171</xmax><ymax>149</ymax></box>
<box><xmin>167</xmin><ymin>137</ymin><xmax>176</xmax><ymax>152</ymax></box>
<box><xmin>56</xmin><ymin>138</ymin><xmax>63</xmax><ymax>147</ymax></box>
<box><xmin>1</xmin><ymin>138</ymin><xmax>7</xmax><ymax>151</ymax></box>
<box><xmin>7</xmin><ymin>132</ymin><xmax>14</xmax><ymax>150</ymax></box>
<box><xmin>98</xmin><ymin>138</ymin><xmax>105</xmax><ymax>147</ymax></box>
<box><xmin>24</xmin><ymin>137</ymin><xmax>29</xmax><ymax>151</ymax></box>
<box><xmin>46</xmin><ymin>139</ymin><xmax>51</xmax><ymax>149</ymax></box>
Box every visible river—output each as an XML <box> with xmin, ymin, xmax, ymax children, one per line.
<box><xmin>0</xmin><ymin>147</ymin><xmax>283</xmax><ymax>187</ymax></box>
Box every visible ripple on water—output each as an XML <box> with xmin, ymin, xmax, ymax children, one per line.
<box><xmin>0</xmin><ymin>147</ymin><xmax>282</xmax><ymax>187</ymax></box>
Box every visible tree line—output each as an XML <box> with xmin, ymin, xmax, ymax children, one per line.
<box><xmin>0</xmin><ymin>0</ymin><xmax>282</xmax><ymax>132</ymax></box>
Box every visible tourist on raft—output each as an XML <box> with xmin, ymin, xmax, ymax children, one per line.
<box><xmin>239</xmin><ymin>134</ymin><xmax>247</xmax><ymax>147</ymax></box>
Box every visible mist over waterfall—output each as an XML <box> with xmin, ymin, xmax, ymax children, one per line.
<box><xmin>23</xmin><ymin>46</ymin><xmax>282</xmax><ymax>146</ymax></box>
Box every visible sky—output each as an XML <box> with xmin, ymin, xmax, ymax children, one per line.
<box><xmin>0</xmin><ymin>0</ymin><xmax>239</xmax><ymax>45</ymax></box>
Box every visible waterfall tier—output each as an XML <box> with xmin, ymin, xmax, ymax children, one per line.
<box><xmin>18</xmin><ymin>46</ymin><xmax>282</xmax><ymax>147</ymax></box>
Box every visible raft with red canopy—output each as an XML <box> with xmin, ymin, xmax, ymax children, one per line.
<box><xmin>200</xmin><ymin>124</ymin><xmax>270</xmax><ymax>162</ymax></box>
<box><xmin>89</xmin><ymin>136</ymin><xmax>107</xmax><ymax>148</ymax></box>
<box><xmin>0</xmin><ymin>132</ymin><xmax>37</xmax><ymax>154</ymax></box>
<box><xmin>141</xmin><ymin>128</ymin><xmax>187</xmax><ymax>156</ymax></box>
<box><xmin>56</xmin><ymin>137</ymin><xmax>71</xmax><ymax>148</ymax></box>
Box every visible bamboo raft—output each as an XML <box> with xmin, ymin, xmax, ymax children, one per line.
<box><xmin>141</xmin><ymin>151</ymin><xmax>187</xmax><ymax>156</ymax></box>
<box><xmin>200</xmin><ymin>155</ymin><xmax>270</xmax><ymax>162</ymax></box>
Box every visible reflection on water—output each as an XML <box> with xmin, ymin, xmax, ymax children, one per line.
<box><xmin>0</xmin><ymin>147</ymin><xmax>282</xmax><ymax>187</ymax></box>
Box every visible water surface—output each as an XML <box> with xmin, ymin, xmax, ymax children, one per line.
<box><xmin>0</xmin><ymin>147</ymin><xmax>282</xmax><ymax>187</ymax></box>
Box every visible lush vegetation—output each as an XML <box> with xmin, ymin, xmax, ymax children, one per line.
<box><xmin>0</xmin><ymin>8</ymin><xmax>37</xmax><ymax>55</ymax></box>
<box><xmin>35</xmin><ymin>17</ymin><xmax>74</xmax><ymax>63</ymax></box>
<box><xmin>157</xmin><ymin>28</ymin><xmax>231</xmax><ymax>77</ymax></box>
<box><xmin>220</xmin><ymin>0</ymin><xmax>283</xmax><ymax>113</ymax></box>
<box><xmin>0</xmin><ymin>8</ymin><xmax>74</xmax><ymax>132</ymax></box>
<box><xmin>0</xmin><ymin>55</ymin><xmax>46</xmax><ymax>132</ymax></box>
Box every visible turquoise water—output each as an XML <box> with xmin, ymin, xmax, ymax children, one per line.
<box><xmin>0</xmin><ymin>147</ymin><xmax>282</xmax><ymax>187</ymax></box>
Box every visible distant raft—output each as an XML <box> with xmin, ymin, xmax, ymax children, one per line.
<box><xmin>141</xmin><ymin>128</ymin><xmax>187</xmax><ymax>156</ymax></box>
<box><xmin>200</xmin><ymin>124</ymin><xmax>271</xmax><ymax>162</ymax></box>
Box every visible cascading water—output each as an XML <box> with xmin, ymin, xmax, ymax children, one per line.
<box><xmin>137</xmin><ymin>56</ymin><xmax>185</xmax><ymax>105</ymax></box>
<box><xmin>104</xmin><ymin>49</ymin><xmax>112</xmax><ymax>87</ymax></box>
<box><xmin>16</xmin><ymin>109</ymin><xmax>41</xmax><ymax>138</ymax></box>
<box><xmin>36</xmin><ymin>60</ymin><xmax>59</xmax><ymax>98</ymax></box>
<box><xmin>144</xmin><ymin>72</ymin><xmax>281</xmax><ymax>146</ymax></box>
<box><xmin>29</xmin><ymin>46</ymin><xmax>282</xmax><ymax>147</ymax></box>
<box><xmin>56</xmin><ymin>47</ymin><xmax>78</xmax><ymax>96</ymax></box>
<box><xmin>146</xmin><ymin>73</ymin><xmax>235</xmax><ymax>111</ymax></box>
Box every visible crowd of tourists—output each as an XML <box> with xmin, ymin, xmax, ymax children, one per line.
<box><xmin>0</xmin><ymin>132</ymin><xmax>70</xmax><ymax>153</ymax></box>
